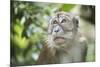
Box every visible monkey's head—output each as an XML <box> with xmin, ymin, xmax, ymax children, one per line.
<box><xmin>47</xmin><ymin>12</ymin><xmax>79</xmax><ymax>49</ymax></box>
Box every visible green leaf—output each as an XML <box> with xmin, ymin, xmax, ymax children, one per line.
<box><xmin>61</xmin><ymin>4</ymin><xmax>76</xmax><ymax>12</ymax></box>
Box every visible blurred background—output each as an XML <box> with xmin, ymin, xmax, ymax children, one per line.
<box><xmin>10</xmin><ymin>0</ymin><xmax>95</xmax><ymax>66</ymax></box>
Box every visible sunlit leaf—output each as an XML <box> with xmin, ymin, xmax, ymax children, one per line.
<box><xmin>61</xmin><ymin>4</ymin><xmax>76</xmax><ymax>12</ymax></box>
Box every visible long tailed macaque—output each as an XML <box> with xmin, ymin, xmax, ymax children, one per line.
<box><xmin>37</xmin><ymin>12</ymin><xmax>87</xmax><ymax>64</ymax></box>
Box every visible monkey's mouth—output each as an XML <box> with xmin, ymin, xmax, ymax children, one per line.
<box><xmin>54</xmin><ymin>37</ymin><xmax>66</xmax><ymax>44</ymax></box>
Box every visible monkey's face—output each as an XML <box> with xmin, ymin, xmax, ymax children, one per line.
<box><xmin>48</xmin><ymin>12</ymin><xmax>78</xmax><ymax>48</ymax></box>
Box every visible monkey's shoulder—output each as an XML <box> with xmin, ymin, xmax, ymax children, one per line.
<box><xmin>76</xmin><ymin>32</ymin><xmax>88</xmax><ymax>50</ymax></box>
<box><xmin>77</xmin><ymin>32</ymin><xmax>87</xmax><ymax>44</ymax></box>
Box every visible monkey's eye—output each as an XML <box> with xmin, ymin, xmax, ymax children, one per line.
<box><xmin>61</xmin><ymin>19</ymin><xmax>66</xmax><ymax>23</ymax></box>
<box><xmin>53</xmin><ymin>20</ymin><xmax>57</xmax><ymax>24</ymax></box>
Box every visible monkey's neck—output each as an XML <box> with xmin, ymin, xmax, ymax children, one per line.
<box><xmin>54</xmin><ymin>45</ymin><xmax>75</xmax><ymax>63</ymax></box>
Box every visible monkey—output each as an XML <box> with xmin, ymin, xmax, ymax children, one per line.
<box><xmin>36</xmin><ymin>11</ymin><xmax>87</xmax><ymax>64</ymax></box>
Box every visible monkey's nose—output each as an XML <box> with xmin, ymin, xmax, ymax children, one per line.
<box><xmin>54</xmin><ymin>29</ymin><xmax>59</xmax><ymax>32</ymax></box>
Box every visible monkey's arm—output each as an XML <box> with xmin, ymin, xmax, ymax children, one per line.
<box><xmin>36</xmin><ymin>45</ymin><xmax>56</xmax><ymax>65</ymax></box>
<box><xmin>79</xmin><ymin>34</ymin><xmax>88</xmax><ymax>62</ymax></box>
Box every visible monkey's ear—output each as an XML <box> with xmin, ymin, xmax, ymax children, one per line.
<box><xmin>48</xmin><ymin>22</ymin><xmax>53</xmax><ymax>34</ymax></box>
<box><xmin>48</xmin><ymin>23</ymin><xmax>51</xmax><ymax>34</ymax></box>
<box><xmin>73</xmin><ymin>16</ymin><xmax>79</xmax><ymax>28</ymax></box>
